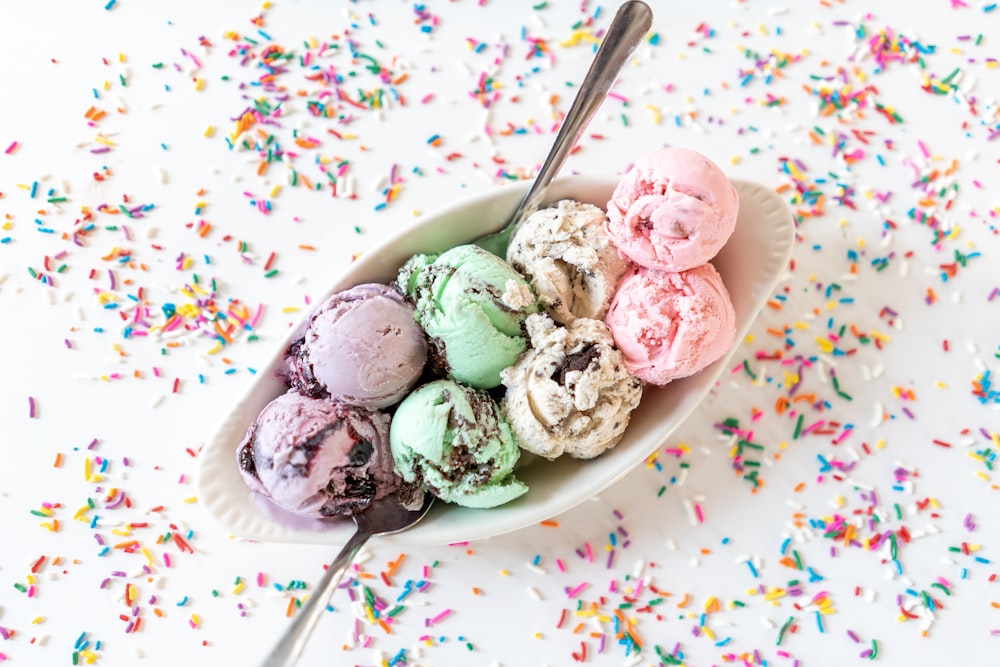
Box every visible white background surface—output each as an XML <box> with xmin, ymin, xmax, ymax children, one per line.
<box><xmin>2</xmin><ymin>1</ymin><xmax>999</xmax><ymax>666</ymax></box>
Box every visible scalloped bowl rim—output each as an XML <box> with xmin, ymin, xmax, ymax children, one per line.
<box><xmin>195</xmin><ymin>175</ymin><xmax>794</xmax><ymax>547</ymax></box>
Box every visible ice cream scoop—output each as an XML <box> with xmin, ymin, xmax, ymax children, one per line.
<box><xmin>286</xmin><ymin>283</ymin><xmax>427</xmax><ymax>410</ymax></box>
<box><xmin>501</xmin><ymin>314</ymin><xmax>642</xmax><ymax>459</ymax></box>
<box><xmin>507</xmin><ymin>200</ymin><xmax>629</xmax><ymax>325</ymax></box>
<box><xmin>389</xmin><ymin>379</ymin><xmax>527</xmax><ymax>508</ymax></box>
<box><xmin>606</xmin><ymin>146</ymin><xmax>739</xmax><ymax>272</ymax></box>
<box><xmin>236</xmin><ymin>390</ymin><xmax>421</xmax><ymax>517</ymax></box>
<box><xmin>397</xmin><ymin>244</ymin><xmax>538</xmax><ymax>389</ymax></box>
<box><xmin>605</xmin><ymin>263</ymin><xmax>736</xmax><ymax>385</ymax></box>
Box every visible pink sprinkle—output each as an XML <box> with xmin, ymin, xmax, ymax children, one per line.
<box><xmin>425</xmin><ymin>608</ymin><xmax>452</xmax><ymax>626</ymax></box>
<box><xmin>256</xmin><ymin>572</ymin><xmax>266</xmax><ymax>587</ymax></box>
<box><xmin>3</xmin><ymin>141</ymin><xmax>17</xmax><ymax>154</ymax></box>
<box><xmin>694</xmin><ymin>503</ymin><xmax>705</xmax><ymax>524</ymax></box>
<box><xmin>917</xmin><ymin>140</ymin><xmax>930</xmax><ymax>158</ymax></box>
<box><xmin>28</xmin><ymin>396</ymin><xmax>36</xmax><ymax>418</ymax></box>
<box><xmin>565</xmin><ymin>582</ymin><xmax>588</xmax><ymax>598</ymax></box>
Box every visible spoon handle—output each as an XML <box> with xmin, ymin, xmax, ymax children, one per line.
<box><xmin>258</xmin><ymin>527</ymin><xmax>372</xmax><ymax>667</ymax></box>
<box><xmin>504</xmin><ymin>1</ymin><xmax>653</xmax><ymax>240</ymax></box>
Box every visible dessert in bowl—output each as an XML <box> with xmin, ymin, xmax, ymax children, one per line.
<box><xmin>195</xmin><ymin>171</ymin><xmax>795</xmax><ymax>547</ymax></box>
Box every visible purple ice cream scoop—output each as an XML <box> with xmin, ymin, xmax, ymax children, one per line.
<box><xmin>286</xmin><ymin>283</ymin><xmax>427</xmax><ymax>410</ymax></box>
<box><xmin>236</xmin><ymin>390</ymin><xmax>420</xmax><ymax>518</ymax></box>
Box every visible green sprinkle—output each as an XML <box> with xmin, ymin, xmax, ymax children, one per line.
<box><xmin>776</xmin><ymin>615</ymin><xmax>794</xmax><ymax>645</ymax></box>
<box><xmin>930</xmin><ymin>582</ymin><xmax>951</xmax><ymax>596</ymax></box>
<box><xmin>14</xmin><ymin>582</ymin><xmax>28</xmax><ymax>592</ymax></box>
<box><xmin>211</xmin><ymin>589</ymin><xmax>219</xmax><ymax>597</ymax></box>
<box><xmin>264</xmin><ymin>269</ymin><xmax>278</xmax><ymax>278</ymax></box>
<box><xmin>793</xmin><ymin>414</ymin><xmax>804</xmax><ymax>440</ymax></box>
<box><xmin>657</xmin><ymin>485</ymin><xmax>667</xmax><ymax>497</ymax></box>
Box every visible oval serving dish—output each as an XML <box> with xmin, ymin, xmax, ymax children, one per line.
<box><xmin>195</xmin><ymin>175</ymin><xmax>795</xmax><ymax>547</ymax></box>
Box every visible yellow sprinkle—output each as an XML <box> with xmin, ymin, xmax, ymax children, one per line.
<box><xmin>838</xmin><ymin>218</ymin><xmax>849</xmax><ymax>227</ymax></box>
<box><xmin>194</xmin><ymin>77</ymin><xmax>205</xmax><ymax>91</ymax></box>
<box><xmin>206</xmin><ymin>341</ymin><xmax>223</xmax><ymax>356</ymax></box>
<box><xmin>533</xmin><ymin>632</ymin><xmax>544</xmax><ymax>639</ymax></box>
<box><xmin>204</xmin><ymin>125</ymin><xmax>215</xmax><ymax>137</ymax></box>
<box><xmin>499</xmin><ymin>569</ymin><xmax>510</xmax><ymax>576</ymax></box>
<box><xmin>792</xmin><ymin>321</ymin><xmax>809</xmax><ymax>330</ymax></box>
<box><xmin>643</xmin><ymin>103</ymin><xmax>662</xmax><ymax>125</ymax></box>
<box><xmin>815</xmin><ymin>337</ymin><xmax>834</xmax><ymax>353</ymax></box>
<box><xmin>824</xmin><ymin>301</ymin><xmax>838</xmax><ymax>311</ymax></box>
<box><xmin>764</xmin><ymin>588</ymin><xmax>786</xmax><ymax>602</ymax></box>
<box><xmin>269</xmin><ymin>184</ymin><xmax>282</xmax><ymax>198</ymax></box>
<box><xmin>729</xmin><ymin>155</ymin><xmax>741</xmax><ymax>165</ymax></box>
<box><xmin>976</xmin><ymin>471</ymin><xmax>990</xmax><ymax>482</ymax></box>
<box><xmin>190</xmin><ymin>613</ymin><xmax>201</xmax><ymax>626</ymax></box>
<box><xmin>183</xmin><ymin>496</ymin><xmax>198</xmax><ymax>504</ymax></box>
<box><xmin>935</xmin><ymin>381</ymin><xmax>948</xmax><ymax>388</ymax></box>
<box><xmin>118</xmin><ymin>53</ymin><xmax>126</xmax><ymax>63</ymax></box>
<box><xmin>142</xmin><ymin>547</ymin><xmax>155</xmax><ymax>567</ymax></box>
<box><xmin>111</xmin><ymin>528</ymin><xmax>132</xmax><ymax>537</ymax></box>
<box><xmin>702</xmin><ymin>626</ymin><xmax>716</xmax><ymax>640</ymax></box>
<box><xmin>31</xmin><ymin>616</ymin><xmax>45</xmax><ymax>624</ymax></box>
<box><xmin>834</xmin><ymin>495</ymin><xmax>845</xmax><ymax>509</ymax></box>
<box><xmin>280</xmin><ymin>306</ymin><xmax>301</xmax><ymax>313</ymax></box>
<box><xmin>233</xmin><ymin>581</ymin><xmax>246</xmax><ymax>595</ymax></box>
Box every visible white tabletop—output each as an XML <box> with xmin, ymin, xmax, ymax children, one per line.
<box><xmin>2</xmin><ymin>1</ymin><xmax>998</xmax><ymax>665</ymax></box>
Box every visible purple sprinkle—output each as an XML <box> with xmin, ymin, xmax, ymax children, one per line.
<box><xmin>90</xmin><ymin>147</ymin><xmax>111</xmax><ymax>154</ymax></box>
<box><xmin>847</xmin><ymin>629</ymin><xmax>860</xmax><ymax>642</ymax></box>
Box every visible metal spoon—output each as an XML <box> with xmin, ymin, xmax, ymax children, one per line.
<box><xmin>474</xmin><ymin>0</ymin><xmax>654</xmax><ymax>257</ymax></box>
<box><xmin>258</xmin><ymin>494</ymin><xmax>434</xmax><ymax>667</ymax></box>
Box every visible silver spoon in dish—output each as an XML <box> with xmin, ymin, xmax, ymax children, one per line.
<box><xmin>258</xmin><ymin>493</ymin><xmax>434</xmax><ymax>667</ymax></box>
<box><xmin>474</xmin><ymin>0</ymin><xmax>654</xmax><ymax>257</ymax></box>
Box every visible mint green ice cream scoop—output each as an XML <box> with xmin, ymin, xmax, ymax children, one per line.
<box><xmin>389</xmin><ymin>379</ymin><xmax>527</xmax><ymax>509</ymax></box>
<box><xmin>397</xmin><ymin>244</ymin><xmax>538</xmax><ymax>389</ymax></box>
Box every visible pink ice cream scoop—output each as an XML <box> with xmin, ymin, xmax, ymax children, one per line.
<box><xmin>604</xmin><ymin>263</ymin><xmax>736</xmax><ymax>385</ymax></box>
<box><xmin>236</xmin><ymin>390</ymin><xmax>420</xmax><ymax>517</ymax></box>
<box><xmin>606</xmin><ymin>146</ymin><xmax>739</xmax><ymax>272</ymax></box>
<box><xmin>287</xmin><ymin>283</ymin><xmax>427</xmax><ymax>410</ymax></box>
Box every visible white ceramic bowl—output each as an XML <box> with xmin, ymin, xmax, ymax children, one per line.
<box><xmin>195</xmin><ymin>175</ymin><xmax>794</xmax><ymax>546</ymax></box>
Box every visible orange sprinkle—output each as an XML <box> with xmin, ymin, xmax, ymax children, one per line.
<box><xmin>540</xmin><ymin>520</ymin><xmax>559</xmax><ymax>527</ymax></box>
<box><xmin>676</xmin><ymin>594</ymin><xmax>690</xmax><ymax>608</ymax></box>
<box><xmin>285</xmin><ymin>597</ymin><xmax>297</xmax><ymax>617</ymax></box>
<box><xmin>53</xmin><ymin>453</ymin><xmax>63</xmax><ymax>468</ymax></box>
<box><xmin>793</xmin><ymin>482</ymin><xmax>806</xmax><ymax>492</ymax></box>
<box><xmin>386</xmin><ymin>554</ymin><xmax>406</xmax><ymax>576</ymax></box>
